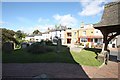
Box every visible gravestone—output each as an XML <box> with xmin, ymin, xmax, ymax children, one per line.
<box><xmin>41</xmin><ymin>41</ymin><xmax>46</xmax><ymax>46</ymax></box>
<box><xmin>2</xmin><ymin>42</ymin><xmax>14</xmax><ymax>53</ymax></box>
<box><xmin>53</xmin><ymin>36</ymin><xmax>58</xmax><ymax>45</ymax></box>
<box><xmin>56</xmin><ymin>38</ymin><xmax>62</xmax><ymax>53</ymax></box>
<box><xmin>57</xmin><ymin>39</ymin><xmax>62</xmax><ymax>47</ymax></box>
<box><xmin>21</xmin><ymin>42</ymin><xmax>29</xmax><ymax>49</ymax></box>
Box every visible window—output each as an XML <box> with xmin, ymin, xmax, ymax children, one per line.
<box><xmin>83</xmin><ymin>31</ymin><xmax>86</xmax><ymax>35</ymax></box>
<box><xmin>30</xmin><ymin>38</ymin><xmax>34</xmax><ymax>41</ymax></box>
<box><xmin>50</xmin><ymin>36</ymin><xmax>52</xmax><ymax>40</ymax></box>
<box><xmin>109</xmin><ymin>41</ymin><xmax>112</xmax><ymax>44</ymax></box>
<box><xmin>67</xmin><ymin>32</ymin><xmax>72</xmax><ymax>37</ymax></box>
<box><xmin>67</xmin><ymin>39</ymin><xmax>71</xmax><ymax>44</ymax></box>
<box><xmin>36</xmin><ymin>39</ymin><xmax>38</xmax><ymax>41</ymax></box>
<box><xmin>91</xmin><ymin>38</ymin><xmax>93</xmax><ymax>42</ymax></box>
<box><xmin>60</xmin><ymin>34</ymin><xmax>61</xmax><ymax>37</ymax></box>
<box><xmin>68</xmin><ymin>28</ymin><xmax>71</xmax><ymax>29</ymax></box>
<box><xmin>81</xmin><ymin>38</ymin><xmax>87</xmax><ymax>42</ymax></box>
<box><xmin>74</xmin><ymin>32</ymin><xmax>76</xmax><ymax>36</ymax></box>
<box><xmin>95</xmin><ymin>38</ymin><xmax>98</xmax><ymax>43</ymax></box>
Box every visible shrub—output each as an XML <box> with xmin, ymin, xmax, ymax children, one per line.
<box><xmin>26</xmin><ymin>42</ymin><xmax>54</xmax><ymax>54</ymax></box>
<box><xmin>45</xmin><ymin>46</ymin><xmax>54</xmax><ymax>52</ymax></box>
<box><xmin>86</xmin><ymin>43</ymin><xmax>89</xmax><ymax>48</ymax></box>
<box><xmin>45</xmin><ymin>40</ymin><xmax>53</xmax><ymax>46</ymax></box>
<box><xmin>16</xmin><ymin>44</ymin><xmax>21</xmax><ymax>49</ymax></box>
<box><xmin>91</xmin><ymin>44</ymin><xmax>95</xmax><ymax>48</ymax></box>
<box><xmin>79</xmin><ymin>43</ymin><xmax>84</xmax><ymax>46</ymax></box>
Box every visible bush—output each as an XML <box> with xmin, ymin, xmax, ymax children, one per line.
<box><xmin>86</xmin><ymin>43</ymin><xmax>89</xmax><ymax>48</ymax></box>
<box><xmin>26</xmin><ymin>42</ymin><xmax>54</xmax><ymax>54</ymax></box>
<box><xmin>45</xmin><ymin>40</ymin><xmax>53</xmax><ymax>46</ymax></box>
<box><xmin>79</xmin><ymin>43</ymin><xmax>84</xmax><ymax>46</ymax></box>
<box><xmin>91</xmin><ymin>44</ymin><xmax>95</xmax><ymax>48</ymax></box>
<box><xmin>16</xmin><ymin>44</ymin><xmax>21</xmax><ymax>49</ymax></box>
<box><xmin>45</xmin><ymin>46</ymin><xmax>54</xmax><ymax>52</ymax></box>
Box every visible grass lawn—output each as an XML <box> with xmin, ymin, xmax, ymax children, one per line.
<box><xmin>71</xmin><ymin>49</ymin><xmax>103</xmax><ymax>66</ymax></box>
<box><xmin>2</xmin><ymin>46</ymin><xmax>76</xmax><ymax>64</ymax></box>
<box><xmin>3</xmin><ymin>45</ymin><xmax>103</xmax><ymax>66</ymax></box>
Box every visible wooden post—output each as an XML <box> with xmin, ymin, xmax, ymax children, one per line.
<box><xmin>102</xmin><ymin>30</ymin><xmax>109</xmax><ymax>51</ymax></box>
<box><xmin>99</xmin><ymin>29</ymin><xmax>109</xmax><ymax>64</ymax></box>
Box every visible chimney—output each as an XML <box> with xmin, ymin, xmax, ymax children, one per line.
<box><xmin>81</xmin><ymin>22</ymin><xmax>84</xmax><ymax>28</ymax></box>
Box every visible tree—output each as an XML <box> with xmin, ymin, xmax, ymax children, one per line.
<box><xmin>33</xmin><ymin>30</ymin><xmax>41</xmax><ymax>34</ymax></box>
<box><xmin>1</xmin><ymin>28</ymin><xmax>19</xmax><ymax>44</ymax></box>
<box><xmin>15</xmin><ymin>30</ymin><xmax>26</xmax><ymax>39</ymax></box>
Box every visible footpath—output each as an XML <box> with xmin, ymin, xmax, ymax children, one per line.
<box><xmin>2</xmin><ymin>61</ymin><xmax>119</xmax><ymax>79</ymax></box>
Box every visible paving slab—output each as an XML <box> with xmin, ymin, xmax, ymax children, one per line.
<box><xmin>82</xmin><ymin>61</ymin><xmax>119</xmax><ymax>78</ymax></box>
<box><xmin>2</xmin><ymin>61</ymin><xmax>119</xmax><ymax>79</ymax></box>
<box><xmin>2</xmin><ymin>63</ymin><xmax>89</xmax><ymax>78</ymax></box>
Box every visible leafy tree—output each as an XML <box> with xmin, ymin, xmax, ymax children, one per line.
<box><xmin>55</xmin><ymin>24</ymin><xmax>64</xmax><ymax>30</ymax></box>
<box><xmin>1</xmin><ymin>28</ymin><xmax>19</xmax><ymax>44</ymax></box>
<box><xmin>15</xmin><ymin>30</ymin><xmax>26</xmax><ymax>39</ymax></box>
<box><xmin>33</xmin><ymin>30</ymin><xmax>41</xmax><ymax>34</ymax></box>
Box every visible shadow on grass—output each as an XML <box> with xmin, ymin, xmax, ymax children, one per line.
<box><xmin>3</xmin><ymin>45</ymin><xmax>77</xmax><ymax>64</ymax></box>
<box><xmin>84</xmin><ymin>48</ymin><xmax>119</xmax><ymax>63</ymax></box>
<box><xmin>83</xmin><ymin>48</ymin><xmax>102</xmax><ymax>53</ymax></box>
<box><xmin>2</xmin><ymin>45</ymin><xmax>90</xmax><ymax>79</ymax></box>
<box><xmin>83</xmin><ymin>48</ymin><xmax>102</xmax><ymax>59</ymax></box>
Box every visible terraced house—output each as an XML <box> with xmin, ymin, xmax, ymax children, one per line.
<box><xmin>62</xmin><ymin>22</ymin><xmax>103</xmax><ymax>48</ymax></box>
<box><xmin>78</xmin><ymin>23</ymin><xmax>103</xmax><ymax>48</ymax></box>
<box><xmin>24</xmin><ymin>22</ymin><xmax>118</xmax><ymax>48</ymax></box>
<box><xmin>64</xmin><ymin>28</ymin><xmax>78</xmax><ymax>46</ymax></box>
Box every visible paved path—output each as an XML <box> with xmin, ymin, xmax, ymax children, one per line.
<box><xmin>70</xmin><ymin>47</ymin><xmax>83</xmax><ymax>52</ymax></box>
<box><xmin>2</xmin><ymin>61</ymin><xmax>119</xmax><ymax>79</ymax></box>
<box><xmin>2</xmin><ymin>63</ymin><xmax>89</xmax><ymax>78</ymax></box>
<box><xmin>82</xmin><ymin>48</ymin><xmax>119</xmax><ymax>78</ymax></box>
<box><xmin>82</xmin><ymin>61</ymin><xmax>119</xmax><ymax>78</ymax></box>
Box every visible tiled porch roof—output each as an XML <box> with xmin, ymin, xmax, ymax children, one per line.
<box><xmin>94</xmin><ymin>1</ymin><xmax>120</xmax><ymax>28</ymax></box>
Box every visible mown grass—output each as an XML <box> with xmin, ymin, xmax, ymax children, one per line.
<box><xmin>2</xmin><ymin>46</ymin><xmax>76</xmax><ymax>64</ymax></box>
<box><xmin>71</xmin><ymin>49</ymin><xmax>103</xmax><ymax>66</ymax></box>
<box><xmin>3</xmin><ymin>46</ymin><xmax>103</xmax><ymax>66</ymax></box>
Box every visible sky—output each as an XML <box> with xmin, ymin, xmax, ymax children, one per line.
<box><xmin>1</xmin><ymin>0</ymin><xmax>114</xmax><ymax>34</ymax></box>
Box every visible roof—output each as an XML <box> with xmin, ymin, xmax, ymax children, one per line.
<box><xmin>27</xmin><ymin>34</ymin><xmax>42</xmax><ymax>37</ymax></box>
<box><xmin>94</xmin><ymin>1</ymin><xmax>120</xmax><ymax>28</ymax></box>
<box><xmin>42</xmin><ymin>26</ymin><xmax>68</xmax><ymax>34</ymax></box>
